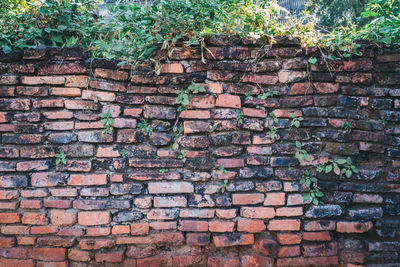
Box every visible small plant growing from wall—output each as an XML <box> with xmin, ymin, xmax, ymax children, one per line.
<box><xmin>55</xmin><ymin>150</ymin><xmax>66</xmax><ymax>167</ymax></box>
<box><xmin>236</xmin><ymin>109</ymin><xmax>244</xmax><ymax>125</ymax></box>
<box><xmin>290</xmin><ymin>113</ymin><xmax>303</xmax><ymax>128</ymax></box>
<box><xmin>100</xmin><ymin>110</ymin><xmax>114</xmax><ymax>134</ymax></box>
<box><xmin>138</xmin><ymin>119</ymin><xmax>153</xmax><ymax>135</ymax></box>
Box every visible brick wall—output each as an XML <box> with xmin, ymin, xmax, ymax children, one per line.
<box><xmin>0</xmin><ymin>35</ymin><xmax>399</xmax><ymax>266</ymax></box>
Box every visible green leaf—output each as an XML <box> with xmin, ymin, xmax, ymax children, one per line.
<box><xmin>325</xmin><ymin>164</ymin><xmax>332</xmax><ymax>173</ymax></box>
<box><xmin>308</xmin><ymin>57</ymin><xmax>317</xmax><ymax>65</ymax></box>
<box><xmin>303</xmin><ymin>192</ymin><xmax>311</xmax><ymax>201</ymax></box>
<box><xmin>336</xmin><ymin>159</ymin><xmax>346</xmax><ymax>165</ymax></box>
<box><xmin>2</xmin><ymin>46</ymin><xmax>11</xmax><ymax>54</ymax></box>
<box><xmin>172</xmin><ymin>142</ymin><xmax>179</xmax><ymax>151</ymax></box>
<box><xmin>295</xmin><ymin>141</ymin><xmax>301</xmax><ymax>148</ymax></box>
<box><xmin>345</xmin><ymin>169</ymin><xmax>352</xmax><ymax>178</ymax></box>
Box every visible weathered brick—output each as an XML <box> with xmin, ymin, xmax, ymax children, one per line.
<box><xmin>216</xmin><ymin>94</ymin><xmax>241</xmax><ymax>108</ymax></box>
<box><xmin>148</xmin><ymin>182</ymin><xmax>193</xmax><ymax>194</ymax></box>
<box><xmin>240</xmin><ymin>207</ymin><xmax>275</xmax><ymax>219</ymax></box>
<box><xmin>78</xmin><ymin>211</ymin><xmax>110</xmax><ymax>226</ymax></box>
<box><xmin>213</xmin><ymin>233</ymin><xmax>254</xmax><ymax>247</ymax></box>
<box><xmin>268</xmin><ymin>219</ymin><xmax>300</xmax><ymax>231</ymax></box>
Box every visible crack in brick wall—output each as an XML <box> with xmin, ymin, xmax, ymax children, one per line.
<box><xmin>0</xmin><ymin>36</ymin><xmax>399</xmax><ymax>266</ymax></box>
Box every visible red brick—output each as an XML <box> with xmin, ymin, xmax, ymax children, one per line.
<box><xmin>58</xmin><ymin>228</ymin><xmax>83</xmax><ymax>237</ymax></box>
<box><xmin>78</xmin><ymin>211</ymin><xmax>110</xmax><ymax>226</ymax></box>
<box><xmin>68</xmin><ymin>174</ymin><xmax>107</xmax><ymax>186</ymax></box>
<box><xmin>68</xmin><ymin>249</ymin><xmax>90</xmax><ymax>262</ymax></box>
<box><xmin>124</xmin><ymin>108</ymin><xmax>142</xmax><ymax>117</ymax></box>
<box><xmin>237</xmin><ymin>219</ymin><xmax>266</xmax><ymax>233</ymax></box>
<box><xmin>209</xmin><ymin>221</ymin><xmax>235</xmax><ymax>232</ymax></box>
<box><xmin>336</xmin><ymin>221</ymin><xmax>373</xmax><ymax>233</ymax></box>
<box><xmin>0</xmin><ymin>237</ymin><xmax>14</xmax><ymax>247</ymax></box>
<box><xmin>1</xmin><ymin>225</ymin><xmax>29</xmax><ymax>235</ymax></box>
<box><xmin>213</xmin><ymin>233</ymin><xmax>254</xmax><ymax>247</ymax></box>
<box><xmin>276</xmin><ymin>207</ymin><xmax>303</xmax><ymax>217</ymax></box>
<box><xmin>79</xmin><ymin>238</ymin><xmax>115</xmax><ymax>250</ymax></box>
<box><xmin>137</xmin><ymin>256</ymin><xmax>172</xmax><ymax>267</ymax></box>
<box><xmin>0</xmin><ymin>99</ymin><xmax>30</xmax><ymax>110</ymax></box>
<box><xmin>216</xmin><ymin>158</ymin><xmax>245</xmax><ymax>168</ymax></box>
<box><xmin>186</xmin><ymin>233</ymin><xmax>210</xmax><ymax>246</ymax></box>
<box><xmin>277</xmin><ymin>233</ymin><xmax>302</xmax><ymax>245</ymax></box>
<box><xmin>216</xmin><ymin>94</ymin><xmax>241</xmax><ymax>108</ymax></box>
<box><xmin>154</xmin><ymin>232</ymin><xmax>184</xmax><ymax>247</ymax></box>
<box><xmin>114</xmin><ymin>118</ymin><xmax>136</xmax><ymax>128</ymax></box>
<box><xmin>43</xmin><ymin>199</ymin><xmax>71</xmax><ymax>209</ymax></box>
<box><xmin>208</xmin><ymin>257</ymin><xmax>240</xmax><ymax>267</ymax></box>
<box><xmin>0</xmin><ymin>259</ymin><xmax>34</xmax><ymax>267</ymax></box>
<box><xmin>160</xmin><ymin>63</ymin><xmax>184</xmax><ymax>73</ymax></box>
<box><xmin>50</xmin><ymin>210</ymin><xmax>76</xmax><ymax>226</ymax></box>
<box><xmin>21</xmin><ymin>76</ymin><xmax>65</xmax><ymax>85</ymax></box>
<box><xmin>16</xmin><ymin>86</ymin><xmax>48</xmax><ymax>96</ymax></box>
<box><xmin>95</xmin><ymin>251</ymin><xmax>124</xmax><ymax>263</ymax></box>
<box><xmin>0</xmin><ymin>201</ymin><xmax>18</xmax><ymax>210</ymax></box>
<box><xmin>31</xmin><ymin>225</ymin><xmax>58</xmax><ymax>234</ymax></box>
<box><xmin>188</xmin><ymin>95</ymin><xmax>215</xmax><ymax>109</ymax></box>
<box><xmin>179</xmin><ymin>220</ymin><xmax>209</xmax><ymax>232</ymax></box>
<box><xmin>241</xmin><ymin>74</ymin><xmax>278</xmax><ymax>84</ymax></box>
<box><xmin>50</xmin><ymin>188</ymin><xmax>77</xmax><ymax>197</ymax></box>
<box><xmin>241</xmin><ymin>255</ymin><xmax>274</xmax><ymax>267</ymax></box>
<box><xmin>117</xmin><ymin>129</ymin><xmax>141</xmax><ymax>143</ymax></box>
<box><xmin>112</xmin><ymin>225</ymin><xmax>130</xmax><ymax>235</ymax></box>
<box><xmin>150</xmin><ymin>221</ymin><xmax>177</xmax><ymax>230</ymax></box>
<box><xmin>264</xmin><ymin>192</ymin><xmax>285</xmax><ymax>206</ymax></box>
<box><xmin>303</xmin><ymin>242</ymin><xmax>337</xmax><ymax>257</ymax></box>
<box><xmin>94</xmin><ymin>68</ymin><xmax>128</xmax><ymax>80</ymax></box>
<box><xmin>131</xmin><ymin>223</ymin><xmax>149</xmax><ymax>236</ymax></box>
<box><xmin>232</xmin><ymin>193</ymin><xmax>264</xmax><ymax>205</ymax></box>
<box><xmin>89</xmin><ymin>80</ymin><xmax>126</xmax><ymax>92</ymax></box>
<box><xmin>148</xmin><ymin>182</ymin><xmax>193</xmax><ymax>194</ymax></box>
<box><xmin>242</xmin><ymin>107</ymin><xmax>267</xmax><ymax>118</ymax></box>
<box><xmin>16</xmin><ymin>160</ymin><xmax>50</xmax><ymax>172</ymax></box>
<box><xmin>240</xmin><ymin>207</ymin><xmax>275</xmax><ymax>219</ymax></box>
<box><xmin>65</xmin><ymin>75</ymin><xmax>88</xmax><ymax>87</ymax></box>
<box><xmin>0</xmin><ymin>147</ymin><xmax>19</xmax><ymax>158</ymax></box>
<box><xmin>20</xmin><ymin>200</ymin><xmax>41</xmax><ymax>209</ymax></box>
<box><xmin>31</xmin><ymin>172</ymin><xmax>67</xmax><ymax>187</ymax></box>
<box><xmin>32</xmin><ymin>248</ymin><xmax>66</xmax><ymax>261</ymax></box>
<box><xmin>82</xmin><ymin>90</ymin><xmax>116</xmax><ymax>102</ymax></box>
<box><xmin>0</xmin><ymin>213</ymin><xmax>20</xmax><ymax>223</ymax></box>
<box><xmin>278</xmin><ymin>246</ymin><xmax>301</xmax><ymax>257</ymax></box>
<box><xmin>289</xmin><ymin>82</ymin><xmax>314</xmax><ymax>95</ymax></box>
<box><xmin>51</xmin><ymin>87</ymin><xmax>81</xmax><ymax>96</ymax></box>
<box><xmin>179</xmin><ymin>110</ymin><xmax>210</xmax><ymax>119</ymax></box>
<box><xmin>33</xmin><ymin>99</ymin><xmax>64</xmax><ymax>108</ymax></box>
<box><xmin>303</xmin><ymin>231</ymin><xmax>331</xmax><ymax>241</ymax></box>
<box><xmin>116</xmin><ymin>236</ymin><xmax>152</xmax><ymax>245</ymax></box>
<box><xmin>314</xmin><ymin>83</ymin><xmax>339</xmax><ymax>94</ymax></box>
<box><xmin>17</xmin><ymin>236</ymin><xmax>36</xmax><ymax>245</ymax></box>
<box><xmin>21</xmin><ymin>212</ymin><xmax>48</xmax><ymax>225</ymax></box>
<box><xmin>253</xmin><ymin>238</ymin><xmax>279</xmax><ymax>256</ymax></box>
<box><xmin>268</xmin><ymin>219</ymin><xmax>300</xmax><ymax>231</ymax></box>
<box><xmin>303</xmin><ymin>220</ymin><xmax>336</xmax><ymax>231</ymax></box>
<box><xmin>64</xmin><ymin>99</ymin><xmax>98</xmax><ymax>110</ymax></box>
<box><xmin>173</xmin><ymin>255</ymin><xmax>206</xmax><ymax>267</ymax></box>
<box><xmin>215</xmin><ymin>209</ymin><xmax>236</xmax><ymax>219</ymax></box>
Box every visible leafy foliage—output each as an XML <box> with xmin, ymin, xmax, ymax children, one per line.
<box><xmin>55</xmin><ymin>150</ymin><xmax>66</xmax><ymax>166</ymax></box>
<box><xmin>219</xmin><ymin>179</ymin><xmax>229</xmax><ymax>193</ymax></box>
<box><xmin>99</xmin><ymin>110</ymin><xmax>114</xmax><ymax>134</ymax></box>
<box><xmin>1</xmin><ymin>0</ymin><xmax>399</xmax><ymax>61</ymax></box>
<box><xmin>290</xmin><ymin>113</ymin><xmax>303</xmax><ymax>128</ymax></box>
<box><xmin>137</xmin><ymin>119</ymin><xmax>153</xmax><ymax>135</ymax></box>
<box><xmin>235</xmin><ymin>109</ymin><xmax>244</xmax><ymax>125</ymax></box>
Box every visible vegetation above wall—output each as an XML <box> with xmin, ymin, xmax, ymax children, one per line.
<box><xmin>0</xmin><ymin>0</ymin><xmax>399</xmax><ymax>65</ymax></box>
